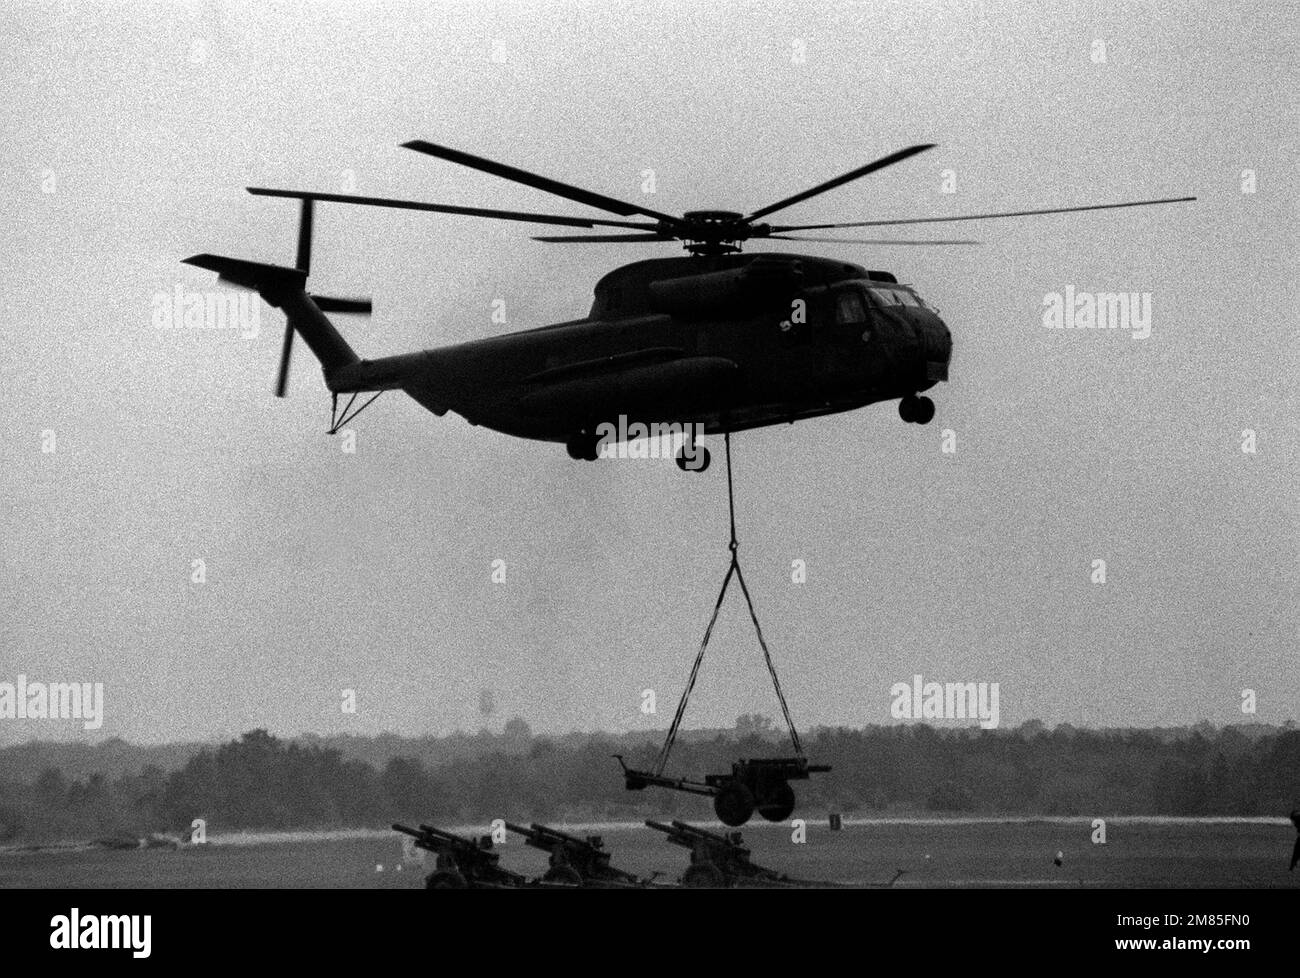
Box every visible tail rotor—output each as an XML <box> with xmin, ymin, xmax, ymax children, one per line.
<box><xmin>275</xmin><ymin>197</ymin><xmax>371</xmax><ymax>397</ymax></box>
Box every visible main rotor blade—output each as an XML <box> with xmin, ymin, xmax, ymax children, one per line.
<box><xmin>248</xmin><ymin>188</ymin><xmax>660</xmax><ymax>231</ymax></box>
<box><xmin>766</xmin><ymin>235</ymin><xmax>981</xmax><ymax>245</ymax></box>
<box><xmin>531</xmin><ymin>233</ymin><xmax>676</xmax><ymax>243</ymax></box>
<box><xmin>771</xmin><ymin>195</ymin><xmax>1198</xmax><ymax>232</ymax></box>
<box><xmin>744</xmin><ymin>144</ymin><xmax>936</xmax><ymax>222</ymax></box>
<box><xmin>402</xmin><ymin>139</ymin><xmax>683</xmax><ymax>225</ymax></box>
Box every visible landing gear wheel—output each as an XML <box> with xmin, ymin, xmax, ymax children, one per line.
<box><xmin>757</xmin><ymin>781</ymin><xmax>796</xmax><ymax>822</ymax></box>
<box><xmin>425</xmin><ymin>870</ymin><xmax>467</xmax><ymax>889</ymax></box>
<box><xmin>714</xmin><ymin>782</ymin><xmax>756</xmax><ymax>826</ymax></box>
<box><xmin>899</xmin><ymin>395</ymin><xmax>935</xmax><ymax>425</ymax></box>
<box><xmin>566</xmin><ymin>431</ymin><xmax>599</xmax><ymax>461</ymax></box>
<box><xmin>676</xmin><ymin>444</ymin><xmax>711</xmax><ymax>473</ymax></box>
<box><xmin>681</xmin><ymin>862</ymin><xmax>726</xmax><ymax>888</ymax></box>
<box><xmin>541</xmin><ymin>865</ymin><xmax>583</xmax><ymax>887</ymax></box>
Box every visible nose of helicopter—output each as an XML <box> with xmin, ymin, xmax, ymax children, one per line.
<box><xmin>919</xmin><ymin>315</ymin><xmax>952</xmax><ymax>381</ymax></box>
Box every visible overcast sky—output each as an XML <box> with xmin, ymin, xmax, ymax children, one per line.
<box><xmin>2</xmin><ymin>0</ymin><xmax>1296</xmax><ymax>745</ymax></box>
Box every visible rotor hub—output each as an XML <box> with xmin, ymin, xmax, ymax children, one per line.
<box><xmin>680</xmin><ymin>210</ymin><xmax>753</xmax><ymax>255</ymax></box>
<box><xmin>682</xmin><ymin>210</ymin><xmax>744</xmax><ymax>226</ymax></box>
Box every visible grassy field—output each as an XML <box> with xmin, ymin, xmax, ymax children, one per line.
<box><xmin>2</xmin><ymin>819</ymin><xmax>1296</xmax><ymax>889</ymax></box>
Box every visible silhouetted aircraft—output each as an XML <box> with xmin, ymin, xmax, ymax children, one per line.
<box><xmin>186</xmin><ymin>140</ymin><xmax>1194</xmax><ymax>471</ymax></box>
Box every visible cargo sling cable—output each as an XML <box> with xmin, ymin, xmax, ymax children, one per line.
<box><xmin>655</xmin><ymin>432</ymin><xmax>802</xmax><ymax>772</ymax></box>
<box><xmin>616</xmin><ymin>433</ymin><xmax>829</xmax><ymax>827</ymax></box>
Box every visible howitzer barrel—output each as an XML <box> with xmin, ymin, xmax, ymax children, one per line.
<box><xmin>646</xmin><ymin>820</ymin><xmax>696</xmax><ymax>848</ymax></box>
<box><xmin>669</xmin><ymin>819</ymin><xmax>730</xmax><ymax>843</ymax></box>
<box><xmin>393</xmin><ymin>822</ymin><xmax>480</xmax><ymax>857</ymax></box>
<box><xmin>529</xmin><ymin>823</ymin><xmax>587</xmax><ymax>845</ymax></box>
<box><xmin>417</xmin><ymin>823</ymin><xmax>460</xmax><ymax>837</ymax></box>
<box><xmin>414</xmin><ymin>824</ymin><xmax>483</xmax><ymax>850</ymax></box>
<box><xmin>510</xmin><ymin>828</ymin><xmax>554</xmax><ymax>855</ymax></box>
<box><xmin>506</xmin><ymin>821</ymin><xmax>581</xmax><ymax>845</ymax></box>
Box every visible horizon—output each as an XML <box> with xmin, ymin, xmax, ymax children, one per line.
<box><xmin>4</xmin><ymin>714</ymin><xmax>1297</xmax><ymax>754</ymax></box>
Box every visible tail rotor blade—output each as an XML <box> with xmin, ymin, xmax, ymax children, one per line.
<box><xmin>275</xmin><ymin>320</ymin><xmax>295</xmax><ymax>397</ymax></box>
<box><xmin>312</xmin><ymin>295</ymin><xmax>372</xmax><ymax>314</ymax></box>
<box><xmin>295</xmin><ymin>197</ymin><xmax>314</xmax><ymax>274</ymax></box>
<box><xmin>278</xmin><ymin>198</ymin><xmax>317</xmax><ymax>397</ymax></box>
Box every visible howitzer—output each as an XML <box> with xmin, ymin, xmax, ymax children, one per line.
<box><xmin>618</xmin><ymin>754</ymin><xmax>831</xmax><ymax>827</ymax></box>
<box><xmin>392</xmin><ymin>823</ymin><xmax>528</xmax><ymax>889</ymax></box>
<box><xmin>645</xmin><ymin>819</ymin><xmax>894</xmax><ymax>889</ymax></box>
<box><xmin>645</xmin><ymin>818</ymin><xmax>789</xmax><ymax>888</ymax></box>
<box><xmin>505</xmin><ymin>822</ymin><xmax>643</xmax><ymax>887</ymax></box>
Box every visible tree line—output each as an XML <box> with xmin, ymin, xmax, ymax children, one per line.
<box><xmin>1</xmin><ymin>720</ymin><xmax>1297</xmax><ymax>844</ymax></box>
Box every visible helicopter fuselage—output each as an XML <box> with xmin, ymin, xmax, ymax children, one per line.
<box><xmin>332</xmin><ymin>252</ymin><xmax>952</xmax><ymax>455</ymax></box>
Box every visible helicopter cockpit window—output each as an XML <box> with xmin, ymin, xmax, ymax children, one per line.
<box><xmin>835</xmin><ymin>291</ymin><xmax>867</xmax><ymax>325</ymax></box>
<box><xmin>869</xmin><ymin>286</ymin><xmax>925</xmax><ymax>309</ymax></box>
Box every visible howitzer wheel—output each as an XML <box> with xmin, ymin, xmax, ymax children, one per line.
<box><xmin>541</xmin><ymin>865</ymin><xmax>583</xmax><ymax>887</ymax></box>
<box><xmin>714</xmin><ymin>781</ymin><xmax>756</xmax><ymax>826</ymax></box>
<box><xmin>425</xmin><ymin>870</ymin><xmax>468</xmax><ymax>889</ymax></box>
<box><xmin>681</xmin><ymin>862</ymin><xmax>726</xmax><ymax>888</ymax></box>
<box><xmin>757</xmin><ymin>780</ymin><xmax>796</xmax><ymax>822</ymax></box>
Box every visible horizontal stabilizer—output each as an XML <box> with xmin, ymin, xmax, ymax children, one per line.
<box><xmin>182</xmin><ymin>255</ymin><xmax>306</xmax><ymax>306</ymax></box>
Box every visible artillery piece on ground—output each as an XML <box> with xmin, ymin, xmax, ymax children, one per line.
<box><xmin>506</xmin><ymin>822</ymin><xmax>648</xmax><ymax>888</ymax></box>
<box><xmin>646</xmin><ymin>819</ymin><xmax>801</xmax><ymax>888</ymax></box>
<box><xmin>393</xmin><ymin>823</ymin><xmax>528</xmax><ymax>889</ymax></box>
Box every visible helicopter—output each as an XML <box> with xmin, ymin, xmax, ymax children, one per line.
<box><xmin>184</xmin><ymin>140</ymin><xmax>1194</xmax><ymax>472</ymax></box>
